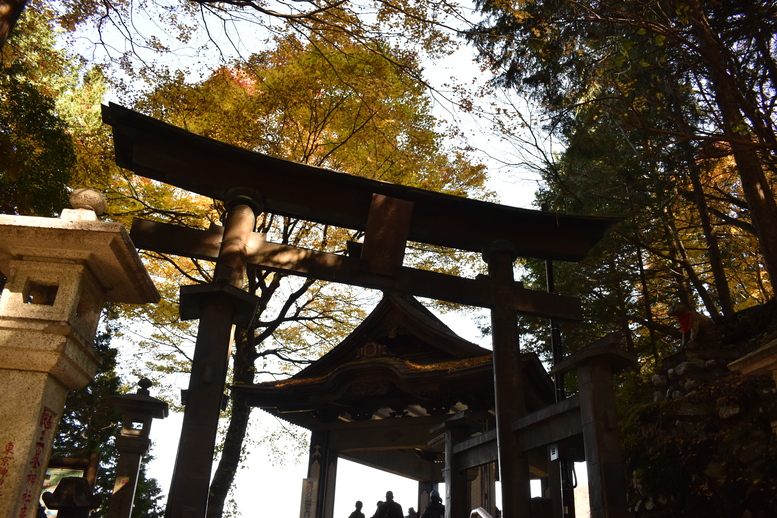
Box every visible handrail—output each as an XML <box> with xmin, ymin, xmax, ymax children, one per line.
<box><xmin>470</xmin><ymin>507</ymin><xmax>493</xmax><ymax>518</ymax></box>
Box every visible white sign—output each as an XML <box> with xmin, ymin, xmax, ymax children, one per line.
<box><xmin>300</xmin><ymin>478</ymin><xmax>319</xmax><ymax>518</ymax></box>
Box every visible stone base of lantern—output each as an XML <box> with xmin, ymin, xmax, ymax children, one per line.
<box><xmin>0</xmin><ymin>322</ymin><xmax>103</xmax><ymax>518</ymax></box>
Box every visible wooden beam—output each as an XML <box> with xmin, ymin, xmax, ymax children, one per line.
<box><xmin>104</xmin><ymin>103</ymin><xmax>618</xmax><ymax>261</ymax></box>
<box><xmin>512</xmin><ymin>396</ymin><xmax>583</xmax><ymax>452</ymax></box>
<box><xmin>360</xmin><ymin>194</ymin><xmax>413</xmax><ymax>276</ymax></box>
<box><xmin>448</xmin><ymin>430</ymin><xmax>549</xmax><ymax>478</ymax></box>
<box><xmin>322</xmin><ymin>416</ymin><xmax>447</xmax><ymax>451</ymax></box>
<box><xmin>454</xmin><ymin>429</ymin><xmax>497</xmax><ymax>470</ymax></box>
<box><xmin>130</xmin><ymin>218</ymin><xmax>584</xmax><ymax>321</ymax></box>
<box><xmin>340</xmin><ymin>450</ymin><xmax>442</xmax><ymax>482</ymax></box>
<box><xmin>452</xmin><ymin>396</ymin><xmax>583</xmax><ymax>470</ymax></box>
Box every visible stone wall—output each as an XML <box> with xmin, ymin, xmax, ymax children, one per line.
<box><xmin>625</xmin><ymin>345</ymin><xmax>777</xmax><ymax>517</ymax></box>
<box><xmin>651</xmin><ymin>349</ymin><xmax>739</xmax><ymax>404</ymax></box>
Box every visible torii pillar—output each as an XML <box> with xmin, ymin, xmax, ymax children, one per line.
<box><xmin>164</xmin><ymin>192</ymin><xmax>261</xmax><ymax>518</ymax></box>
<box><xmin>483</xmin><ymin>241</ymin><xmax>532</xmax><ymax>518</ymax></box>
<box><xmin>0</xmin><ymin>190</ymin><xmax>159</xmax><ymax>518</ymax></box>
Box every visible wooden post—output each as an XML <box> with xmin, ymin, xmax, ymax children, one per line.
<box><xmin>308</xmin><ymin>431</ymin><xmax>338</xmax><ymax>518</ymax></box>
<box><xmin>577</xmin><ymin>357</ymin><xmax>630</xmax><ymax>518</ymax></box>
<box><xmin>439</xmin><ymin>414</ymin><xmax>474</xmax><ymax>518</ymax></box>
<box><xmin>418</xmin><ymin>481</ymin><xmax>433</xmax><ymax>517</ymax></box>
<box><xmin>546</xmin><ymin>447</ymin><xmax>563</xmax><ymax>517</ymax></box>
<box><xmin>165</xmin><ymin>198</ymin><xmax>260</xmax><ymax>518</ymax></box>
<box><xmin>542</xmin><ymin>202</ymin><xmax>576</xmax><ymax>518</ymax></box>
<box><xmin>482</xmin><ymin>241</ymin><xmax>532</xmax><ymax>518</ymax></box>
<box><xmin>550</xmin><ymin>337</ymin><xmax>634</xmax><ymax>518</ymax></box>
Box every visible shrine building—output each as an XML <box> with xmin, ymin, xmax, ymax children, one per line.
<box><xmin>233</xmin><ymin>292</ymin><xmax>563</xmax><ymax>518</ymax></box>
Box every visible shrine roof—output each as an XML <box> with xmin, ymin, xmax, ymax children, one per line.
<box><xmin>232</xmin><ymin>293</ymin><xmax>555</xmax><ymax>431</ymax></box>
<box><xmin>102</xmin><ymin>103</ymin><xmax>618</xmax><ymax>261</ymax></box>
<box><xmin>297</xmin><ymin>292</ymin><xmax>490</xmax><ymax>378</ymax></box>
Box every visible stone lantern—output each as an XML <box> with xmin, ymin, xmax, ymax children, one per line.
<box><xmin>109</xmin><ymin>378</ymin><xmax>168</xmax><ymax>518</ymax></box>
<box><xmin>0</xmin><ymin>190</ymin><xmax>159</xmax><ymax>518</ymax></box>
<box><xmin>729</xmin><ymin>338</ymin><xmax>777</xmax><ymax>438</ymax></box>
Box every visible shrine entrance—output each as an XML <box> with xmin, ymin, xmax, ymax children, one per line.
<box><xmin>102</xmin><ymin>103</ymin><xmax>628</xmax><ymax>518</ymax></box>
<box><xmin>234</xmin><ymin>292</ymin><xmax>558</xmax><ymax>518</ymax></box>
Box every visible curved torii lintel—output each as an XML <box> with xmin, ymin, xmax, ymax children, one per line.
<box><xmin>102</xmin><ymin>102</ymin><xmax>617</xmax><ymax>262</ymax></box>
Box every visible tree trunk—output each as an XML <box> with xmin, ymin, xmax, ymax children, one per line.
<box><xmin>727</xmin><ymin>142</ymin><xmax>777</xmax><ymax>291</ymax></box>
<box><xmin>635</xmin><ymin>242</ymin><xmax>661</xmax><ymax>363</ymax></box>
<box><xmin>687</xmin><ymin>156</ymin><xmax>734</xmax><ymax>316</ymax></box>
<box><xmin>666</xmin><ymin>86</ymin><xmax>735</xmax><ymax>316</ymax></box>
<box><xmin>206</xmin><ymin>329</ymin><xmax>255</xmax><ymax>518</ymax></box>
<box><xmin>625</xmin><ymin>183</ymin><xmax>661</xmax><ymax>363</ymax></box>
<box><xmin>665</xmin><ymin>207</ymin><xmax>721</xmax><ymax>319</ymax></box>
<box><xmin>660</xmin><ymin>206</ymin><xmax>694</xmax><ymax>308</ymax></box>
<box><xmin>690</xmin><ymin>3</ymin><xmax>777</xmax><ymax>295</ymax></box>
<box><xmin>0</xmin><ymin>0</ymin><xmax>27</xmax><ymax>50</ymax></box>
<box><xmin>206</xmin><ymin>268</ymin><xmax>309</xmax><ymax>517</ymax></box>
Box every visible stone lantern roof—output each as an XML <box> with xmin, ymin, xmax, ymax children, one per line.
<box><xmin>0</xmin><ymin>190</ymin><xmax>159</xmax><ymax>304</ymax></box>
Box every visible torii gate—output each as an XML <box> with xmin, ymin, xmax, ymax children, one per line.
<box><xmin>102</xmin><ymin>103</ymin><xmax>617</xmax><ymax>518</ymax></box>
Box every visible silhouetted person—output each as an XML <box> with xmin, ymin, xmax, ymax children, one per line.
<box><xmin>350</xmin><ymin>501</ymin><xmax>365</xmax><ymax>518</ymax></box>
<box><xmin>372</xmin><ymin>501</ymin><xmax>385</xmax><ymax>518</ymax></box>
<box><xmin>420</xmin><ymin>489</ymin><xmax>444</xmax><ymax>518</ymax></box>
<box><xmin>383</xmin><ymin>491</ymin><xmax>403</xmax><ymax>518</ymax></box>
<box><xmin>405</xmin><ymin>507</ymin><xmax>417</xmax><ymax>518</ymax></box>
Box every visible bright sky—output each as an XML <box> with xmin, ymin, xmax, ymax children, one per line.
<box><xmin>147</xmin><ymin>412</ymin><xmax>428</xmax><ymax>518</ymax></box>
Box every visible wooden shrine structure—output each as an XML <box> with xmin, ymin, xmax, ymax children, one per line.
<box><xmin>101</xmin><ymin>103</ymin><xmax>628</xmax><ymax>518</ymax></box>
<box><xmin>234</xmin><ymin>293</ymin><xmax>636</xmax><ymax>518</ymax></box>
<box><xmin>234</xmin><ymin>292</ymin><xmax>556</xmax><ymax>517</ymax></box>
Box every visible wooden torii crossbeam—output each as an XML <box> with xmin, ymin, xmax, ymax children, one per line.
<box><xmin>102</xmin><ymin>103</ymin><xmax>617</xmax><ymax>518</ymax></box>
<box><xmin>129</xmin><ymin>219</ymin><xmax>582</xmax><ymax>321</ymax></box>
